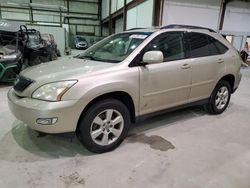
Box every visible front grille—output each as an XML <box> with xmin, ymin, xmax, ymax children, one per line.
<box><xmin>14</xmin><ymin>76</ymin><xmax>34</xmax><ymax>92</ymax></box>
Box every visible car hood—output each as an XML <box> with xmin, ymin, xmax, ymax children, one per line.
<box><xmin>20</xmin><ymin>57</ymin><xmax>118</xmax><ymax>82</ymax></box>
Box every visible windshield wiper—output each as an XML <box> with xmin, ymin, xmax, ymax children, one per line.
<box><xmin>83</xmin><ymin>55</ymin><xmax>96</xmax><ymax>60</ymax></box>
<box><xmin>76</xmin><ymin>55</ymin><xmax>96</xmax><ymax>60</ymax></box>
<box><xmin>77</xmin><ymin>55</ymin><xmax>119</xmax><ymax>63</ymax></box>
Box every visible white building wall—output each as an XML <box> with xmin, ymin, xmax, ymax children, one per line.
<box><xmin>117</xmin><ymin>0</ymin><xmax>124</xmax><ymax>9</ymax></box>
<box><xmin>102</xmin><ymin>0</ymin><xmax>154</xmax><ymax>30</ymax></box>
<box><xmin>102</xmin><ymin>0</ymin><xmax>124</xmax><ymax>17</ymax></box>
<box><xmin>102</xmin><ymin>0</ymin><xmax>250</xmax><ymax>50</ymax></box>
<box><xmin>110</xmin><ymin>0</ymin><xmax>125</xmax><ymax>13</ymax></box>
<box><xmin>115</xmin><ymin>17</ymin><xmax>123</xmax><ymax>33</ymax></box>
<box><xmin>126</xmin><ymin>0</ymin><xmax>153</xmax><ymax>30</ymax></box>
<box><xmin>222</xmin><ymin>1</ymin><xmax>250</xmax><ymax>50</ymax></box>
<box><xmin>127</xmin><ymin>7</ymin><xmax>137</xmax><ymax>29</ymax></box>
<box><xmin>223</xmin><ymin>1</ymin><xmax>250</xmax><ymax>33</ymax></box>
<box><xmin>111</xmin><ymin>0</ymin><xmax>117</xmax><ymax>14</ymax></box>
<box><xmin>102</xmin><ymin>0</ymin><xmax>110</xmax><ymax>19</ymax></box>
<box><xmin>162</xmin><ymin>0</ymin><xmax>250</xmax><ymax>50</ymax></box>
<box><xmin>162</xmin><ymin>0</ymin><xmax>221</xmax><ymax>30</ymax></box>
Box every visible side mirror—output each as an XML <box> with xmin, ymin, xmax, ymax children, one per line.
<box><xmin>142</xmin><ymin>50</ymin><xmax>164</xmax><ymax>64</ymax></box>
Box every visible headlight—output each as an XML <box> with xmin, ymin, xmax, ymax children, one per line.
<box><xmin>32</xmin><ymin>80</ymin><xmax>77</xmax><ymax>101</ymax></box>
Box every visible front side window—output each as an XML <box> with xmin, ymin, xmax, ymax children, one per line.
<box><xmin>143</xmin><ymin>32</ymin><xmax>185</xmax><ymax>62</ymax></box>
<box><xmin>187</xmin><ymin>32</ymin><xmax>210</xmax><ymax>58</ymax></box>
<box><xmin>78</xmin><ymin>32</ymin><xmax>151</xmax><ymax>63</ymax></box>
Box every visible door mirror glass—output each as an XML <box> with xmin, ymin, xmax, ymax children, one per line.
<box><xmin>142</xmin><ymin>50</ymin><xmax>163</xmax><ymax>64</ymax></box>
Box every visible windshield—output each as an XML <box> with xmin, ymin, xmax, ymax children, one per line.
<box><xmin>77</xmin><ymin>32</ymin><xmax>151</xmax><ymax>63</ymax></box>
<box><xmin>75</xmin><ymin>36</ymin><xmax>86</xmax><ymax>42</ymax></box>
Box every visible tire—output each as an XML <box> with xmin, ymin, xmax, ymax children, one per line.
<box><xmin>206</xmin><ymin>80</ymin><xmax>231</xmax><ymax>114</ymax></box>
<box><xmin>77</xmin><ymin>99</ymin><xmax>131</xmax><ymax>153</ymax></box>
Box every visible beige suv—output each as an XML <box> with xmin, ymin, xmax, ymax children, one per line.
<box><xmin>8</xmin><ymin>25</ymin><xmax>241</xmax><ymax>153</ymax></box>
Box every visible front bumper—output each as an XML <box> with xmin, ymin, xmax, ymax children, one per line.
<box><xmin>8</xmin><ymin>88</ymin><xmax>82</xmax><ymax>134</ymax></box>
<box><xmin>76</xmin><ymin>43</ymin><xmax>87</xmax><ymax>48</ymax></box>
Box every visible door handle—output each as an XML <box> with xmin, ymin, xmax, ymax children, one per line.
<box><xmin>181</xmin><ymin>64</ymin><xmax>191</xmax><ymax>69</ymax></box>
<box><xmin>217</xmin><ymin>58</ymin><xmax>224</xmax><ymax>63</ymax></box>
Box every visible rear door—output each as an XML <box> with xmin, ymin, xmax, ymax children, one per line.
<box><xmin>185</xmin><ymin>32</ymin><xmax>228</xmax><ymax>102</ymax></box>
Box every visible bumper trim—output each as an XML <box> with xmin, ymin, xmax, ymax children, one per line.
<box><xmin>8</xmin><ymin>88</ymin><xmax>82</xmax><ymax>134</ymax></box>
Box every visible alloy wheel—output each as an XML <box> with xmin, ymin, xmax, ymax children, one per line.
<box><xmin>90</xmin><ymin>109</ymin><xmax>124</xmax><ymax>146</ymax></box>
<box><xmin>215</xmin><ymin>86</ymin><xmax>229</xmax><ymax>110</ymax></box>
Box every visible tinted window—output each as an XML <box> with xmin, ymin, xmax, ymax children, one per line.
<box><xmin>144</xmin><ymin>32</ymin><xmax>185</xmax><ymax>62</ymax></box>
<box><xmin>187</xmin><ymin>33</ymin><xmax>210</xmax><ymax>58</ymax></box>
<box><xmin>208</xmin><ymin>36</ymin><xmax>228</xmax><ymax>55</ymax></box>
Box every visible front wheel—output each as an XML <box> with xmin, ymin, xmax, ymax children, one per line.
<box><xmin>206</xmin><ymin>80</ymin><xmax>231</xmax><ymax>114</ymax></box>
<box><xmin>77</xmin><ymin>99</ymin><xmax>131</xmax><ymax>153</ymax></box>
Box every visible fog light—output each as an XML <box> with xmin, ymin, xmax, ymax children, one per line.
<box><xmin>36</xmin><ymin>118</ymin><xmax>58</xmax><ymax>125</ymax></box>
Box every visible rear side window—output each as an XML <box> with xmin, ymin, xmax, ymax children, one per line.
<box><xmin>144</xmin><ymin>32</ymin><xmax>185</xmax><ymax>62</ymax></box>
<box><xmin>208</xmin><ymin>36</ymin><xmax>228</xmax><ymax>55</ymax></box>
<box><xmin>186</xmin><ymin>33</ymin><xmax>210</xmax><ymax>58</ymax></box>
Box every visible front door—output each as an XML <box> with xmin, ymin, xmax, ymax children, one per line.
<box><xmin>139</xmin><ymin>32</ymin><xmax>192</xmax><ymax>115</ymax></box>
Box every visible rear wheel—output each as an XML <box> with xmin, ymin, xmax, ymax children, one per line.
<box><xmin>77</xmin><ymin>99</ymin><xmax>130</xmax><ymax>153</ymax></box>
<box><xmin>206</xmin><ymin>80</ymin><xmax>231</xmax><ymax>114</ymax></box>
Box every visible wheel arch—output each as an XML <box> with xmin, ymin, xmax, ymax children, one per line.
<box><xmin>218</xmin><ymin>74</ymin><xmax>235</xmax><ymax>93</ymax></box>
<box><xmin>76</xmin><ymin>91</ymin><xmax>136</xmax><ymax>132</ymax></box>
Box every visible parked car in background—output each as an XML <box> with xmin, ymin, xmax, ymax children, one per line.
<box><xmin>74</xmin><ymin>36</ymin><xmax>88</xmax><ymax>50</ymax></box>
<box><xmin>8</xmin><ymin>25</ymin><xmax>242</xmax><ymax>153</ymax></box>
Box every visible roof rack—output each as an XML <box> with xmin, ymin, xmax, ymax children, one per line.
<box><xmin>160</xmin><ymin>24</ymin><xmax>216</xmax><ymax>33</ymax></box>
<box><xmin>125</xmin><ymin>28</ymin><xmax>146</xmax><ymax>31</ymax></box>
